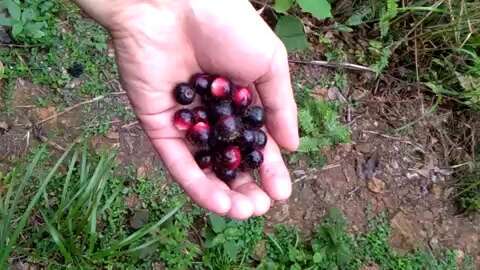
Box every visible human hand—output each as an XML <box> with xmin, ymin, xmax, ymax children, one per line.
<box><xmin>74</xmin><ymin>0</ymin><xmax>299</xmax><ymax>219</ymax></box>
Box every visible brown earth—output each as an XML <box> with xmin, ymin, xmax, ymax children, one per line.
<box><xmin>1</xmin><ymin>64</ymin><xmax>479</xmax><ymax>267</ymax></box>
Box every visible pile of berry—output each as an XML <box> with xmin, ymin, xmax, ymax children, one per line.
<box><xmin>173</xmin><ymin>73</ymin><xmax>267</xmax><ymax>182</ymax></box>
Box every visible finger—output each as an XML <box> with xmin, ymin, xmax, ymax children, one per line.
<box><xmin>136</xmin><ymin>108</ymin><xmax>183</xmax><ymax>139</ymax></box>
<box><xmin>259</xmin><ymin>133</ymin><xmax>292</xmax><ymax>201</ymax></box>
<box><xmin>229</xmin><ymin>172</ymin><xmax>271</xmax><ymax>216</ymax></box>
<box><xmin>151</xmin><ymin>138</ymin><xmax>231</xmax><ymax>215</ymax></box>
<box><xmin>255</xmin><ymin>42</ymin><xmax>299</xmax><ymax>152</ymax></box>
<box><xmin>204</xmin><ymin>171</ymin><xmax>255</xmax><ymax>220</ymax></box>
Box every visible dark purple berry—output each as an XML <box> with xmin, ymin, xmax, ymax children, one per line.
<box><xmin>174</xmin><ymin>83</ymin><xmax>196</xmax><ymax>105</ymax></box>
<box><xmin>215</xmin><ymin>146</ymin><xmax>242</xmax><ymax>169</ymax></box>
<box><xmin>193</xmin><ymin>106</ymin><xmax>209</xmax><ymax>123</ymax></box>
<box><xmin>237</xmin><ymin>129</ymin><xmax>256</xmax><ymax>150</ymax></box>
<box><xmin>244</xmin><ymin>150</ymin><xmax>263</xmax><ymax>169</ymax></box>
<box><xmin>191</xmin><ymin>73</ymin><xmax>212</xmax><ymax>96</ymax></box>
<box><xmin>67</xmin><ymin>62</ymin><xmax>84</xmax><ymax>78</ymax></box>
<box><xmin>195</xmin><ymin>150</ymin><xmax>212</xmax><ymax>169</ymax></box>
<box><xmin>214</xmin><ymin>166</ymin><xmax>237</xmax><ymax>182</ymax></box>
<box><xmin>209</xmin><ymin>100</ymin><xmax>233</xmax><ymax>121</ymax></box>
<box><xmin>232</xmin><ymin>87</ymin><xmax>252</xmax><ymax>111</ymax></box>
<box><xmin>243</xmin><ymin>106</ymin><xmax>265</xmax><ymax>128</ymax></box>
<box><xmin>214</xmin><ymin>116</ymin><xmax>241</xmax><ymax>143</ymax></box>
<box><xmin>187</xmin><ymin>122</ymin><xmax>211</xmax><ymax>146</ymax></box>
<box><xmin>173</xmin><ymin>109</ymin><xmax>194</xmax><ymax>131</ymax></box>
<box><xmin>253</xmin><ymin>130</ymin><xmax>267</xmax><ymax>149</ymax></box>
<box><xmin>210</xmin><ymin>77</ymin><xmax>232</xmax><ymax>99</ymax></box>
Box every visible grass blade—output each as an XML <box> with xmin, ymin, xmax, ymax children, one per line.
<box><xmin>41</xmin><ymin>210</ymin><xmax>73</xmax><ymax>263</ymax></box>
<box><xmin>60</xmin><ymin>150</ymin><xmax>78</xmax><ymax>208</ymax></box>
<box><xmin>0</xmin><ymin>145</ymin><xmax>72</xmax><ymax>267</ymax></box>
<box><xmin>95</xmin><ymin>203</ymin><xmax>184</xmax><ymax>258</ymax></box>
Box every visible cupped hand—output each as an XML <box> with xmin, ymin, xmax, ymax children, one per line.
<box><xmin>74</xmin><ymin>0</ymin><xmax>299</xmax><ymax>219</ymax></box>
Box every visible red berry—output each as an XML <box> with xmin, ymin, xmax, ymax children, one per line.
<box><xmin>187</xmin><ymin>122</ymin><xmax>211</xmax><ymax>146</ymax></box>
<box><xmin>173</xmin><ymin>109</ymin><xmax>194</xmax><ymax>131</ymax></box>
<box><xmin>213</xmin><ymin>166</ymin><xmax>237</xmax><ymax>182</ymax></box>
<box><xmin>244</xmin><ymin>150</ymin><xmax>263</xmax><ymax>169</ymax></box>
<box><xmin>195</xmin><ymin>150</ymin><xmax>212</xmax><ymax>169</ymax></box>
<box><xmin>193</xmin><ymin>106</ymin><xmax>209</xmax><ymax>123</ymax></box>
<box><xmin>214</xmin><ymin>116</ymin><xmax>242</xmax><ymax>143</ymax></box>
<box><xmin>232</xmin><ymin>87</ymin><xmax>252</xmax><ymax>110</ymax></box>
<box><xmin>191</xmin><ymin>73</ymin><xmax>212</xmax><ymax>96</ymax></box>
<box><xmin>174</xmin><ymin>83</ymin><xmax>196</xmax><ymax>105</ymax></box>
<box><xmin>243</xmin><ymin>106</ymin><xmax>265</xmax><ymax>128</ymax></box>
<box><xmin>210</xmin><ymin>77</ymin><xmax>232</xmax><ymax>99</ymax></box>
<box><xmin>215</xmin><ymin>145</ymin><xmax>242</xmax><ymax>169</ymax></box>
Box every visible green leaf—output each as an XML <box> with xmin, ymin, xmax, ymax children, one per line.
<box><xmin>223</xmin><ymin>240</ymin><xmax>240</xmax><ymax>260</ymax></box>
<box><xmin>0</xmin><ymin>15</ymin><xmax>13</xmax><ymax>26</ymax></box>
<box><xmin>345</xmin><ymin>6</ymin><xmax>371</xmax><ymax>26</ymax></box>
<box><xmin>21</xmin><ymin>8</ymin><xmax>35</xmax><ymax>22</ymax></box>
<box><xmin>206</xmin><ymin>234</ymin><xmax>225</xmax><ymax>248</ymax></box>
<box><xmin>209</xmin><ymin>214</ymin><xmax>226</xmax><ymax>233</ymax></box>
<box><xmin>25</xmin><ymin>22</ymin><xmax>45</xmax><ymax>39</ymax></box>
<box><xmin>273</xmin><ymin>0</ymin><xmax>294</xmax><ymax>13</ymax></box>
<box><xmin>313</xmin><ymin>251</ymin><xmax>324</xmax><ymax>263</ymax></box>
<box><xmin>4</xmin><ymin>0</ymin><xmax>21</xmax><ymax>20</ymax></box>
<box><xmin>275</xmin><ymin>15</ymin><xmax>309</xmax><ymax>52</ymax></box>
<box><xmin>297</xmin><ymin>0</ymin><xmax>332</xmax><ymax>20</ymax></box>
<box><xmin>12</xmin><ymin>22</ymin><xmax>23</xmax><ymax>37</ymax></box>
<box><xmin>299</xmin><ymin>108</ymin><xmax>315</xmax><ymax>135</ymax></box>
<box><xmin>298</xmin><ymin>136</ymin><xmax>321</xmax><ymax>153</ymax></box>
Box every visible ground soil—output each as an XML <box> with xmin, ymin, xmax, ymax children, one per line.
<box><xmin>1</xmin><ymin>63</ymin><xmax>479</xmax><ymax>268</ymax></box>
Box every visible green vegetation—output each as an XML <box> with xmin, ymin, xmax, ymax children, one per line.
<box><xmin>1</xmin><ymin>0</ymin><xmax>479</xmax><ymax>268</ymax></box>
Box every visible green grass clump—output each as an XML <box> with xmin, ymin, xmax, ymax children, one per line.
<box><xmin>292</xmin><ymin>86</ymin><xmax>351</xmax><ymax>165</ymax></box>
<box><xmin>456</xmin><ymin>163</ymin><xmax>480</xmax><ymax>213</ymax></box>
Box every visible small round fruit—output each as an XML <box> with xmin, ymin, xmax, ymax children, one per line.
<box><xmin>244</xmin><ymin>150</ymin><xmax>263</xmax><ymax>169</ymax></box>
<box><xmin>243</xmin><ymin>106</ymin><xmax>265</xmax><ymax>128</ymax></box>
<box><xmin>214</xmin><ymin>166</ymin><xmax>237</xmax><ymax>182</ymax></box>
<box><xmin>210</xmin><ymin>77</ymin><xmax>232</xmax><ymax>99</ymax></box>
<box><xmin>237</xmin><ymin>129</ymin><xmax>256</xmax><ymax>150</ymax></box>
<box><xmin>232</xmin><ymin>87</ymin><xmax>252</xmax><ymax>110</ymax></box>
<box><xmin>215</xmin><ymin>145</ymin><xmax>242</xmax><ymax>169</ymax></box>
<box><xmin>193</xmin><ymin>106</ymin><xmax>209</xmax><ymax>123</ymax></box>
<box><xmin>214</xmin><ymin>116</ymin><xmax>242</xmax><ymax>143</ymax></box>
<box><xmin>187</xmin><ymin>122</ymin><xmax>211</xmax><ymax>146</ymax></box>
<box><xmin>209</xmin><ymin>100</ymin><xmax>234</xmax><ymax>121</ymax></box>
<box><xmin>173</xmin><ymin>109</ymin><xmax>194</xmax><ymax>131</ymax></box>
<box><xmin>194</xmin><ymin>150</ymin><xmax>212</xmax><ymax>169</ymax></box>
<box><xmin>191</xmin><ymin>73</ymin><xmax>212</xmax><ymax>96</ymax></box>
<box><xmin>174</xmin><ymin>83</ymin><xmax>196</xmax><ymax>105</ymax></box>
<box><xmin>253</xmin><ymin>130</ymin><xmax>267</xmax><ymax>149</ymax></box>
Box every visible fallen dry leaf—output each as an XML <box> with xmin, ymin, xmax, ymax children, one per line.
<box><xmin>367</xmin><ymin>177</ymin><xmax>386</xmax><ymax>193</ymax></box>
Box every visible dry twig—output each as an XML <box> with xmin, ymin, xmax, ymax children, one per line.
<box><xmin>35</xmin><ymin>92</ymin><xmax>126</xmax><ymax>126</ymax></box>
<box><xmin>289</xmin><ymin>59</ymin><xmax>376</xmax><ymax>73</ymax></box>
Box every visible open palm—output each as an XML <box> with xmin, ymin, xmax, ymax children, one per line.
<box><xmin>75</xmin><ymin>0</ymin><xmax>299</xmax><ymax>219</ymax></box>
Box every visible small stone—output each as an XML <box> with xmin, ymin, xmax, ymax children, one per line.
<box><xmin>430</xmin><ymin>184</ymin><xmax>442</xmax><ymax>200</ymax></box>
<box><xmin>125</xmin><ymin>194</ymin><xmax>141</xmax><ymax>209</ymax></box>
<box><xmin>429</xmin><ymin>237</ymin><xmax>439</xmax><ymax>250</ymax></box>
<box><xmin>129</xmin><ymin>209</ymin><xmax>149</xmax><ymax>229</ymax></box>
<box><xmin>367</xmin><ymin>177</ymin><xmax>386</xmax><ymax>193</ymax></box>
<box><xmin>137</xmin><ymin>165</ymin><xmax>148</xmax><ymax>179</ymax></box>
<box><xmin>356</xmin><ymin>143</ymin><xmax>374</xmax><ymax>153</ymax></box>
<box><xmin>455</xmin><ymin>249</ymin><xmax>465</xmax><ymax>265</ymax></box>
<box><xmin>361</xmin><ymin>263</ymin><xmax>380</xmax><ymax>270</ymax></box>
<box><xmin>293</xmin><ymin>170</ymin><xmax>306</xmax><ymax>177</ymax></box>
<box><xmin>406</xmin><ymin>172</ymin><xmax>419</xmax><ymax>180</ymax></box>
<box><xmin>390</xmin><ymin>212</ymin><xmax>421</xmax><ymax>254</ymax></box>
<box><xmin>0</xmin><ymin>60</ymin><xmax>4</xmax><ymax>78</ymax></box>
<box><xmin>444</xmin><ymin>187</ymin><xmax>455</xmax><ymax>199</ymax></box>
<box><xmin>152</xmin><ymin>262</ymin><xmax>165</xmax><ymax>270</ymax></box>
